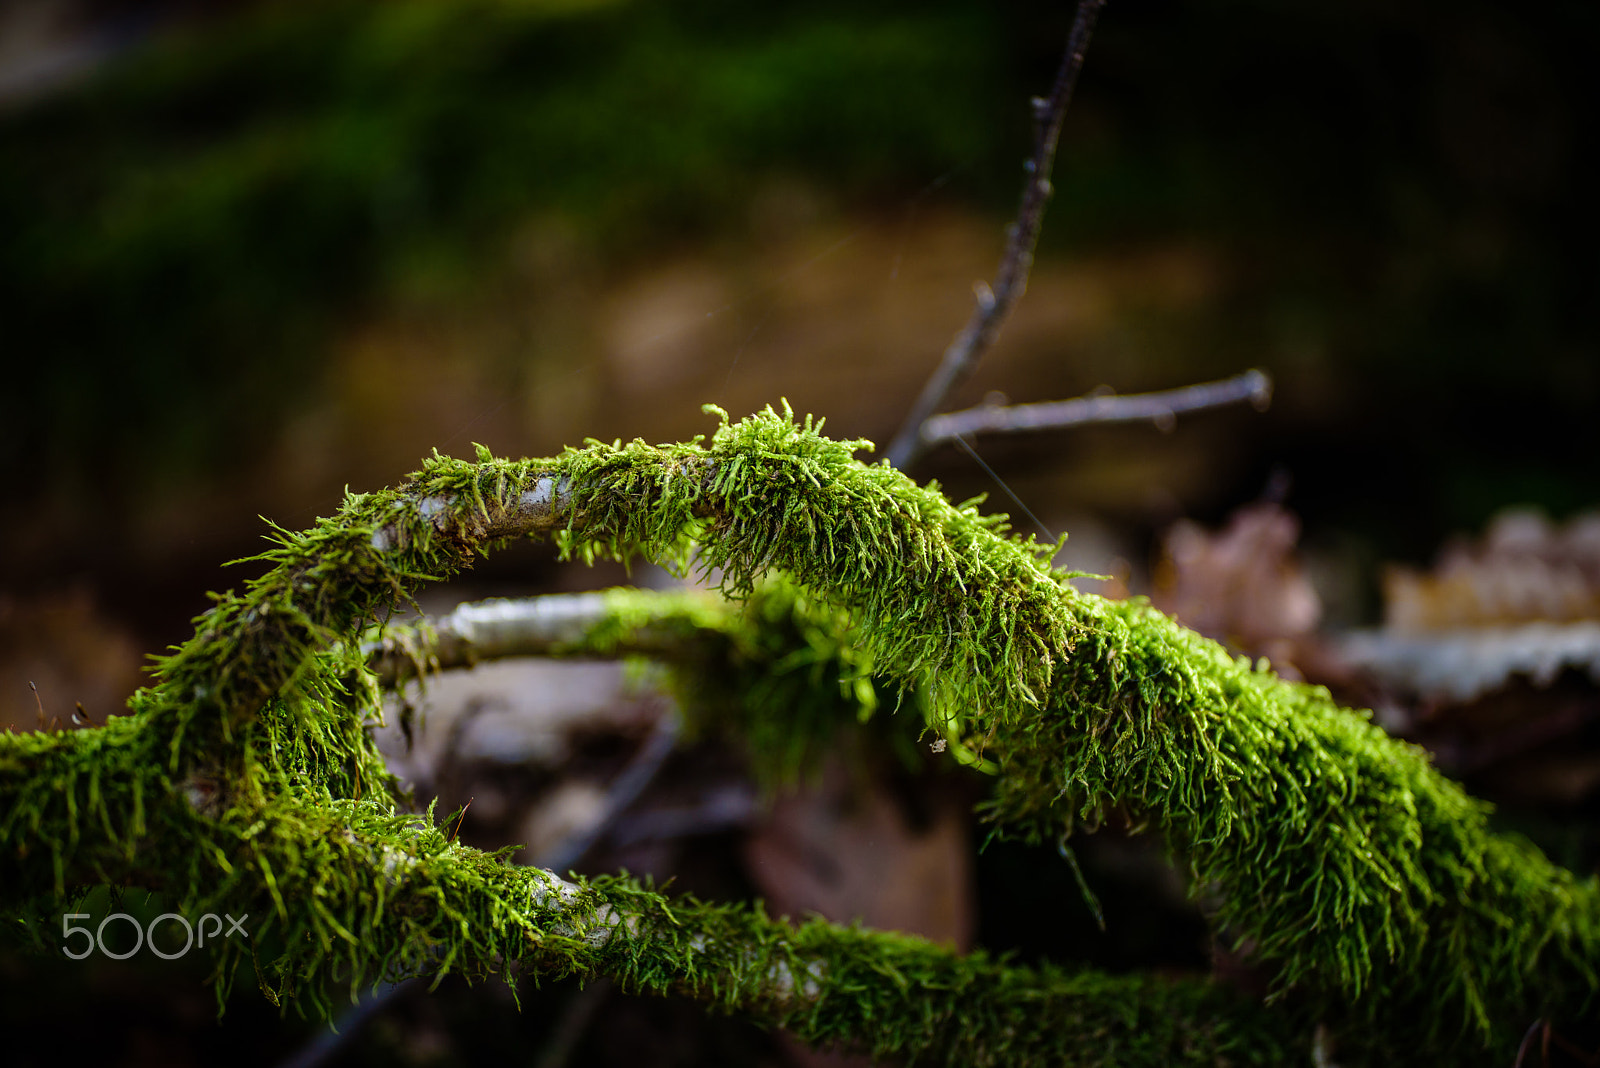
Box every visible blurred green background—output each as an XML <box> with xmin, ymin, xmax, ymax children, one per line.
<box><xmin>2</xmin><ymin>0</ymin><xmax>1597</xmax><ymax>1062</ymax></box>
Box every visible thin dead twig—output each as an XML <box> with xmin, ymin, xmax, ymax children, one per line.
<box><xmin>883</xmin><ymin>0</ymin><xmax>1106</xmax><ymax>470</ymax></box>
<box><xmin>537</xmin><ymin>703</ymin><xmax>682</xmax><ymax>875</ymax></box>
<box><xmin>920</xmin><ymin>369</ymin><xmax>1271</xmax><ymax>450</ymax></box>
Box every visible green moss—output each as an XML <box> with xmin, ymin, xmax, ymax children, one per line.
<box><xmin>3</xmin><ymin>404</ymin><xmax>1595</xmax><ymax>1063</ymax></box>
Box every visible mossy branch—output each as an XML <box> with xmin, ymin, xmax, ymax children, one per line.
<box><xmin>3</xmin><ymin>404</ymin><xmax>1596</xmax><ymax>1064</ymax></box>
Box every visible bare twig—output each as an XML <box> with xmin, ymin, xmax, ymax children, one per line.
<box><xmin>367</xmin><ymin>591</ymin><xmax>718</xmax><ymax>687</ymax></box>
<box><xmin>951</xmin><ymin>434</ymin><xmax>1056</xmax><ymax>542</ymax></box>
<box><xmin>609</xmin><ymin>783</ymin><xmax>758</xmax><ymax>848</ymax></box>
<box><xmin>883</xmin><ymin>0</ymin><xmax>1106</xmax><ymax>470</ymax></box>
<box><xmin>1511</xmin><ymin>1018</ymin><xmax>1542</xmax><ymax>1068</ymax></box>
<box><xmin>919</xmin><ymin>369</ymin><xmax>1272</xmax><ymax>449</ymax></box>
<box><xmin>419</xmin><ymin>694</ymin><xmax>498</xmax><ymax>802</ymax></box>
<box><xmin>1549</xmin><ymin>1026</ymin><xmax>1600</xmax><ymax>1067</ymax></box>
<box><xmin>538</xmin><ymin>704</ymin><xmax>682</xmax><ymax>874</ymax></box>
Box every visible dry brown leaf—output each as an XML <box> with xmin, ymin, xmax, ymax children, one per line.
<box><xmin>742</xmin><ymin>755</ymin><xmax>973</xmax><ymax>951</ymax></box>
<box><xmin>1152</xmin><ymin>502</ymin><xmax>1321</xmax><ymax>677</ymax></box>
<box><xmin>1384</xmin><ymin>508</ymin><xmax>1600</xmax><ymax>631</ymax></box>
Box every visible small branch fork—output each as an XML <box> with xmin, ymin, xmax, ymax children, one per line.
<box><xmin>884</xmin><ymin>0</ymin><xmax>1271</xmax><ymax>469</ymax></box>
<box><xmin>884</xmin><ymin>0</ymin><xmax>1106</xmax><ymax>470</ymax></box>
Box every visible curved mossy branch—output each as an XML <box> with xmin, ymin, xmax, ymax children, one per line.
<box><xmin>2</xmin><ymin>763</ymin><xmax>1300</xmax><ymax>1064</ymax></box>
<box><xmin>372</xmin><ymin>577</ymin><xmax>1600</xmax><ymax>1052</ymax></box>
<box><xmin>1</xmin><ymin>403</ymin><xmax>1596</xmax><ymax>1062</ymax></box>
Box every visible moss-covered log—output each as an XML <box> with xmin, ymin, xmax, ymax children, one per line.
<box><xmin>3</xmin><ymin>404</ymin><xmax>1595</xmax><ymax>1064</ymax></box>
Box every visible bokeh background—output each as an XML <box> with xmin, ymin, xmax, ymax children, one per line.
<box><xmin>3</xmin><ymin>0</ymin><xmax>1598</xmax><ymax>1064</ymax></box>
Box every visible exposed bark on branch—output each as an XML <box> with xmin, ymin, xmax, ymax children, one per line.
<box><xmin>367</xmin><ymin>589</ymin><xmax>726</xmax><ymax>687</ymax></box>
